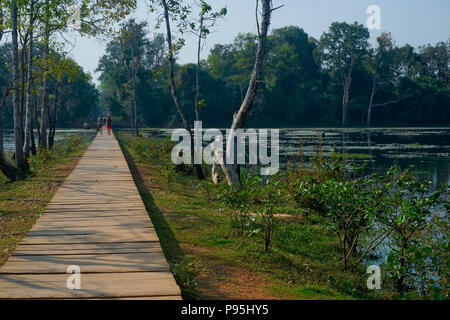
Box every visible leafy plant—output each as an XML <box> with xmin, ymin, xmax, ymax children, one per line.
<box><xmin>28</xmin><ymin>147</ymin><xmax>53</xmax><ymax>172</ymax></box>
<box><xmin>378</xmin><ymin>168</ymin><xmax>448</xmax><ymax>297</ymax></box>
<box><xmin>170</xmin><ymin>256</ymin><xmax>200</xmax><ymax>300</ymax></box>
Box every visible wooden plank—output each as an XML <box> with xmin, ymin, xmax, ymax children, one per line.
<box><xmin>37</xmin><ymin>214</ymin><xmax>150</xmax><ymax>221</ymax></box>
<box><xmin>27</xmin><ymin>226</ymin><xmax>154</xmax><ymax>236</ymax></box>
<box><xmin>0</xmin><ymin>272</ymin><xmax>180</xmax><ymax>299</ymax></box>
<box><xmin>12</xmin><ymin>242</ymin><xmax>164</xmax><ymax>256</ymax></box>
<box><xmin>29</xmin><ymin>221</ymin><xmax>152</xmax><ymax>229</ymax></box>
<box><xmin>20</xmin><ymin>231</ymin><xmax>160</xmax><ymax>245</ymax></box>
<box><xmin>0</xmin><ymin>252</ymin><xmax>170</xmax><ymax>274</ymax></box>
<box><xmin>0</xmin><ymin>133</ymin><xmax>181</xmax><ymax>299</ymax></box>
<box><xmin>33</xmin><ymin>217</ymin><xmax>151</xmax><ymax>226</ymax></box>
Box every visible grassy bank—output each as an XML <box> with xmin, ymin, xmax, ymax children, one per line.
<box><xmin>0</xmin><ymin>133</ymin><xmax>94</xmax><ymax>266</ymax></box>
<box><xmin>117</xmin><ymin>132</ymin><xmax>401</xmax><ymax>300</ymax></box>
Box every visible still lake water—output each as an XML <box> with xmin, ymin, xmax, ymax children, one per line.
<box><xmin>3</xmin><ymin>127</ymin><xmax>450</xmax><ymax>186</ymax></box>
<box><xmin>2</xmin><ymin>129</ymin><xmax>96</xmax><ymax>153</ymax></box>
<box><xmin>143</xmin><ymin>127</ymin><xmax>450</xmax><ymax>187</ymax></box>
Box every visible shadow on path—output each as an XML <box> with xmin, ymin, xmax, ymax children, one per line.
<box><xmin>119</xmin><ymin>138</ymin><xmax>193</xmax><ymax>299</ymax></box>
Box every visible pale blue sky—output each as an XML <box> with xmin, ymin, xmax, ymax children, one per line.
<box><xmin>65</xmin><ymin>0</ymin><xmax>450</xmax><ymax>84</ymax></box>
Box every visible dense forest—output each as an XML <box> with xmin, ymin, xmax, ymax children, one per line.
<box><xmin>0</xmin><ymin>0</ymin><xmax>134</xmax><ymax>180</ymax></box>
<box><xmin>1</xmin><ymin>16</ymin><xmax>449</xmax><ymax>130</ymax></box>
<box><xmin>0</xmin><ymin>43</ymin><xmax>98</xmax><ymax>129</ymax></box>
<box><xmin>97</xmin><ymin>20</ymin><xmax>450</xmax><ymax>129</ymax></box>
<box><xmin>0</xmin><ymin>0</ymin><xmax>448</xmax><ymax>301</ymax></box>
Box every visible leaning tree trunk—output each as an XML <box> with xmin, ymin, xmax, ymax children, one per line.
<box><xmin>214</xmin><ymin>0</ymin><xmax>273</xmax><ymax>188</ymax></box>
<box><xmin>161</xmin><ymin>0</ymin><xmax>205</xmax><ymax>180</ymax></box>
<box><xmin>40</xmin><ymin>0</ymin><xmax>50</xmax><ymax>149</ymax></box>
<box><xmin>24</xmin><ymin>0</ymin><xmax>35</xmax><ymax>159</ymax></box>
<box><xmin>11</xmin><ymin>0</ymin><xmax>26</xmax><ymax>173</ymax></box>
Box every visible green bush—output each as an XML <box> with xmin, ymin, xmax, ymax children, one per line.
<box><xmin>378</xmin><ymin>168</ymin><xmax>449</xmax><ymax>298</ymax></box>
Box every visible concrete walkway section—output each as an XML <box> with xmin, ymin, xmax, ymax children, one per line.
<box><xmin>0</xmin><ymin>133</ymin><xmax>181</xmax><ymax>299</ymax></box>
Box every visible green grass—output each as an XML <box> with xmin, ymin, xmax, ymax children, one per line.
<box><xmin>117</xmin><ymin>132</ymin><xmax>390</xmax><ymax>300</ymax></box>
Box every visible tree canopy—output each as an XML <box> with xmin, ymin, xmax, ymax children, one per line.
<box><xmin>96</xmin><ymin>22</ymin><xmax>449</xmax><ymax>128</ymax></box>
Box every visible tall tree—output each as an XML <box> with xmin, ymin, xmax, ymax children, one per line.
<box><xmin>190</xmin><ymin>0</ymin><xmax>226</xmax><ymax>121</ymax></box>
<box><xmin>10</xmin><ymin>0</ymin><xmax>26</xmax><ymax>172</ymax></box>
<box><xmin>315</xmin><ymin>22</ymin><xmax>370</xmax><ymax>126</ymax></box>
<box><xmin>366</xmin><ymin>32</ymin><xmax>398</xmax><ymax>125</ymax></box>
<box><xmin>39</xmin><ymin>0</ymin><xmax>50</xmax><ymax>148</ymax></box>
<box><xmin>23</xmin><ymin>0</ymin><xmax>35</xmax><ymax>158</ymax></box>
<box><xmin>149</xmin><ymin>0</ymin><xmax>205</xmax><ymax>180</ymax></box>
<box><xmin>418</xmin><ymin>41</ymin><xmax>450</xmax><ymax>85</ymax></box>
<box><xmin>97</xmin><ymin>20</ymin><xmax>166</xmax><ymax>131</ymax></box>
<box><xmin>216</xmin><ymin>0</ymin><xmax>279</xmax><ymax>188</ymax></box>
<box><xmin>120</xmin><ymin>20</ymin><xmax>149</xmax><ymax>135</ymax></box>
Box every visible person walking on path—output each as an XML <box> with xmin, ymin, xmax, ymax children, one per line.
<box><xmin>97</xmin><ymin>115</ymin><xmax>104</xmax><ymax>135</ymax></box>
<box><xmin>106</xmin><ymin>115</ymin><xmax>113</xmax><ymax>135</ymax></box>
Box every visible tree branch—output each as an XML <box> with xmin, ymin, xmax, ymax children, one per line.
<box><xmin>372</xmin><ymin>95</ymin><xmax>412</xmax><ymax>108</ymax></box>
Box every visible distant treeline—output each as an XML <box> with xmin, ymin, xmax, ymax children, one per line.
<box><xmin>98</xmin><ymin>20</ymin><xmax>450</xmax><ymax>128</ymax></box>
<box><xmin>2</xmin><ymin>21</ymin><xmax>447</xmax><ymax>129</ymax></box>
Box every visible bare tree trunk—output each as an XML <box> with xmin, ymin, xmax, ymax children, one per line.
<box><xmin>11</xmin><ymin>0</ymin><xmax>26</xmax><ymax>173</ymax></box>
<box><xmin>48</xmin><ymin>82</ymin><xmax>59</xmax><ymax>149</ymax></box>
<box><xmin>131</xmin><ymin>60</ymin><xmax>138</xmax><ymax>136</ymax></box>
<box><xmin>215</xmin><ymin>0</ymin><xmax>274</xmax><ymax>188</ymax></box>
<box><xmin>194</xmin><ymin>15</ymin><xmax>204</xmax><ymax>122</ymax></box>
<box><xmin>341</xmin><ymin>58</ymin><xmax>355</xmax><ymax>126</ymax></box>
<box><xmin>0</xmin><ymin>109</ymin><xmax>21</xmax><ymax>181</ymax></box>
<box><xmin>342</xmin><ymin>74</ymin><xmax>350</xmax><ymax>126</ymax></box>
<box><xmin>33</xmin><ymin>77</ymin><xmax>41</xmax><ymax>146</ymax></box>
<box><xmin>24</xmin><ymin>0</ymin><xmax>34</xmax><ymax>159</ymax></box>
<box><xmin>161</xmin><ymin>0</ymin><xmax>204</xmax><ymax>180</ymax></box>
<box><xmin>211</xmin><ymin>161</ymin><xmax>220</xmax><ymax>185</ymax></box>
<box><xmin>40</xmin><ymin>0</ymin><xmax>49</xmax><ymax>149</ymax></box>
<box><xmin>20</xmin><ymin>47</ymin><xmax>26</xmax><ymax>146</ymax></box>
<box><xmin>133</xmin><ymin>89</ymin><xmax>138</xmax><ymax>136</ymax></box>
<box><xmin>366</xmin><ymin>75</ymin><xmax>377</xmax><ymax>126</ymax></box>
<box><xmin>129</xmin><ymin>100</ymin><xmax>133</xmax><ymax>130</ymax></box>
<box><xmin>0</xmin><ymin>84</ymin><xmax>20</xmax><ymax>181</ymax></box>
<box><xmin>0</xmin><ymin>8</ymin><xmax>3</xmax><ymax>43</ymax></box>
<box><xmin>30</xmin><ymin>116</ymin><xmax>36</xmax><ymax>155</ymax></box>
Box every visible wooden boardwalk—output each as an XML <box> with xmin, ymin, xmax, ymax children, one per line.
<box><xmin>0</xmin><ymin>133</ymin><xmax>181</xmax><ymax>299</ymax></box>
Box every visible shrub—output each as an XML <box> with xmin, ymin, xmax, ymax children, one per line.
<box><xmin>378</xmin><ymin>168</ymin><xmax>449</xmax><ymax>297</ymax></box>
